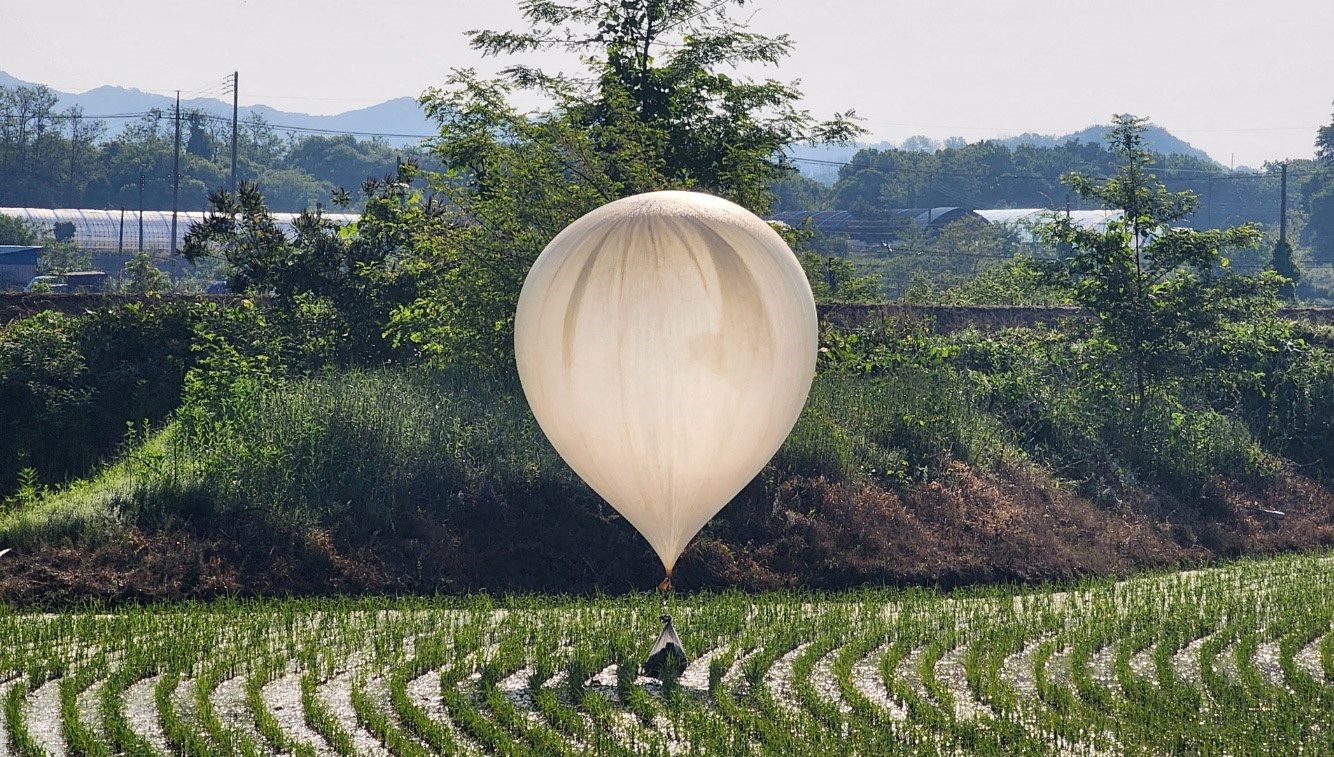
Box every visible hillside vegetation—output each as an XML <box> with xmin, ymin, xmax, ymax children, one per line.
<box><xmin>2</xmin><ymin>302</ymin><xmax>1331</xmax><ymax>601</ymax></box>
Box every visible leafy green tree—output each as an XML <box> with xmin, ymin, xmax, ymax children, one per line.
<box><xmin>1317</xmin><ymin>100</ymin><xmax>1334</xmax><ymax>165</ymax></box>
<box><xmin>1271</xmin><ymin>238</ymin><xmax>1299</xmax><ymax>300</ymax></box>
<box><xmin>1309</xmin><ymin>186</ymin><xmax>1334</xmax><ymax>263</ymax></box>
<box><xmin>120</xmin><ymin>251</ymin><xmax>170</xmax><ymax>293</ymax></box>
<box><xmin>388</xmin><ymin>0</ymin><xmax>860</xmax><ymax>366</ymax></box>
<box><xmin>463</xmin><ymin>0</ymin><xmax>859</xmax><ymax>212</ymax></box>
<box><xmin>181</xmin><ymin>172</ymin><xmax>426</xmax><ymax>361</ymax></box>
<box><xmin>1308</xmin><ymin>106</ymin><xmax>1334</xmax><ymax>264</ymax></box>
<box><xmin>0</xmin><ymin>214</ymin><xmax>38</xmax><ymax>245</ymax></box>
<box><xmin>185</xmin><ymin>111</ymin><xmax>213</xmax><ymax>159</ymax></box>
<box><xmin>1042</xmin><ymin>115</ymin><xmax>1268</xmax><ymax>406</ymax></box>
<box><xmin>284</xmin><ymin>135</ymin><xmax>407</xmax><ymax>195</ymax></box>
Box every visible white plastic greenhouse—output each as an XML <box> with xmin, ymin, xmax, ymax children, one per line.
<box><xmin>974</xmin><ymin>208</ymin><xmax>1123</xmax><ymax>235</ymax></box>
<box><xmin>0</xmin><ymin>207</ymin><xmax>360</xmax><ymax>253</ymax></box>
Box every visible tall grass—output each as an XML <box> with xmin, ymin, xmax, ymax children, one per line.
<box><xmin>778</xmin><ymin>367</ymin><xmax>1014</xmax><ymax>483</ymax></box>
<box><xmin>0</xmin><ymin>363</ymin><xmax>1014</xmax><ymax>547</ymax></box>
<box><xmin>145</xmin><ymin>369</ymin><xmax>579</xmax><ymax>533</ymax></box>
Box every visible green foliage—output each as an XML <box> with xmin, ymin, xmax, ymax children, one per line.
<box><xmin>0</xmin><ymin>298</ymin><xmax>348</xmax><ymax>501</ymax></box>
<box><xmin>37</xmin><ymin>240</ymin><xmax>92</xmax><ymax>274</ymax></box>
<box><xmin>811</xmin><ymin>216</ymin><xmax>1057</xmax><ymax>302</ymax></box>
<box><xmin>1271</xmin><ymin>238</ymin><xmax>1300</xmax><ymax>299</ymax></box>
<box><xmin>820</xmin><ymin>133</ymin><xmax>1288</xmax><ymax>232</ymax></box>
<box><xmin>810</xmin><ymin>322</ymin><xmax>1296</xmax><ymax>501</ymax></box>
<box><xmin>52</xmin><ymin>221</ymin><xmax>75</xmax><ymax>242</ymax></box>
<box><xmin>182</xmin><ymin>174</ymin><xmax>425</xmax><ymax>361</ymax></box>
<box><xmin>0</xmin><ymin>83</ymin><xmax>431</xmax><ymax>212</ymax></box>
<box><xmin>135</xmin><ymin>369</ymin><xmax>589</xmax><ymax>534</ymax></box>
<box><xmin>466</xmin><ymin>0</ymin><xmax>859</xmax><ymax>212</ymax></box>
<box><xmin>1244</xmin><ymin>342</ymin><xmax>1334</xmax><ymax>476</ymax></box>
<box><xmin>0</xmin><ymin>213</ymin><xmax>39</xmax><ymax>245</ymax></box>
<box><xmin>1317</xmin><ymin>100</ymin><xmax>1334</xmax><ymax>165</ymax></box>
<box><xmin>904</xmin><ymin>257</ymin><xmax>1072</xmax><ymax>306</ymax></box>
<box><xmin>1307</xmin><ymin>181</ymin><xmax>1334</xmax><ymax>263</ymax></box>
<box><xmin>1042</xmin><ymin>115</ymin><xmax>1269</xmax><ymax>406</ymax></box>
<box><xmin>119</xmin><ymin>251</ymin><xmax>170</xmax><ymax>293</ymax></box>
<box><xmin>797</xmin><ymin>252</ymin><xmax>883</xmax><ymax>303</ymax></box>
<box><xmin>385</xmin><ymin>0</ymin><xmax>859</xmax><ymax>366</ymax></box>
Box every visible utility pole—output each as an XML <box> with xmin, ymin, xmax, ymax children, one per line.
<box><xmin>67</xmin><ymin>114</ymin><xmax>79</xmax><ymax>204</ymax></box>
<box><xmin>1279</xmin><ymin>161</ymin><xmax>1289</xmax><ymax>244</ymax></box>
<box><xmin>230</xmin><ymin>71</ymin><xmax>239</xmax><ymax>193</ymax></box>
<box><xmin>137</xmin><ymin>172</ymin><xmax>145</xmax><ymax>253</ymax></box>
<box><xmin>171</xmin><ymin>90</ymin><xmax>181</xmax><ymax>255</ymax></box>
<box><xmin>118</xmin><ymin>208</ymin><xmax>124</xmax><ymax>254</ymax></box>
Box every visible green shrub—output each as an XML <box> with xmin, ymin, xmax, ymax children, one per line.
<box><xmin>1250</xmin><ymin>346</ymin><xmax>1334</xmax><ymax>474</ymax></box>
<box><xmin>0</xmin><ymin>296</ymin><xmax>377</xmax><ymax>501</ymax></box>
<box><xmin>1126</xmin><ymin>398</ymin><xmax>1279</xmax><ymax>496</ymax></box>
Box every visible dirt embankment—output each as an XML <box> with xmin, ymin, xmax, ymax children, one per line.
<box><xmin>2</xmin><ymin>463</ymin><xmax>1329</xmax><ymax>606</ymax></box>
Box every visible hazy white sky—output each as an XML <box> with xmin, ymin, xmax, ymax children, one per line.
<box><xmin>6</xmin><ymin>0</ymin><xmax>1332</xmax><ymax>166</ymax></box>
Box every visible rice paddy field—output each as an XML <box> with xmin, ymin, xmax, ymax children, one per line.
<box><xmin>1</xmin><ymin>552</ymin><xmax>1330</xmax><ymax>756</ymax></box>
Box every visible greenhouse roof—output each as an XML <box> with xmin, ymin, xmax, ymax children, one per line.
<box><xmin>0</xmin><ymin>207</ymin><xmax>360</xmax><ymax>253</ymax></box>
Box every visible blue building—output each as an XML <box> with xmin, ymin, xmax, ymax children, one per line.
<box><xmin>0</xmin><ymin>245</ymin><xmax>43</xmax><ymax>289</ymax></box>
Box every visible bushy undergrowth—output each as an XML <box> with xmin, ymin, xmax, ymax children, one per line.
<box><xmin>22</xmin><ymin>365</ymin><xmax>1015</xmax><ymax>542</ymax></box>
<box><xmin>779</xmin><ymin>369</ymin><xmax>1012</xmax><ymax>483</ymax></box>
<box><xmin>0</xmin><ymin>296</ymin><xmax>359</xmax><ymax>500</ymax></box>
<box><xmin>0</xmin><ymin>305</ymin><xmax>193</xmax><ymax>497</ymax></box>
<box><xmin>952</xmin><ymin>327</ymin><xmax>1290</xmax><ymax>499</ymax></box>
<box><xmin>151</xmin><ymin>369</ymin><xmax>583</xmax><ymax>533</ymax></box>
<box><xmin>3</xmin><ymin>301</ymin><xmax>1332</xmax><ymax>596</ymax></box>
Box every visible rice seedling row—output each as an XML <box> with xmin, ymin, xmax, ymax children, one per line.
<box><xmin>2</xmin><ymin>553</ymin><xmax>1330</xmax><ymax>755</ymax></box>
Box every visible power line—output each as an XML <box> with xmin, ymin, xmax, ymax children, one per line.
<box><xmin>788</xmin><ymin>155</ymin><xmax>1306</xmax><ymax>181</ymax></box>
<box><xmin>191</xmin><ymin>112</ymin><xmax>432</xmax><ymax>139</ymax></box>
<box><xmin>0</xmin><ymin>112</ymin><xmax>157</xmax><ymax>120</ymax></box>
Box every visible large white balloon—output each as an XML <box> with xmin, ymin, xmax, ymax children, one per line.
<box><xmin>514</xmin><ymin>190</ymin><xmax>818</xmax><ymax>575</ymax></box>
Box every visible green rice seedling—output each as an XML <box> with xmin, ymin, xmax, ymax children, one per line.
<box><xmin>2</xmin><ymin>552</ymin><xmax>1331</xmax><ymax>755</ymax></box>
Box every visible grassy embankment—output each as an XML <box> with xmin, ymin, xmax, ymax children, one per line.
<box><xmin>3</xmin><ymin>342</ymin><xmax>1329</xmax><ymax>601</ymax></box>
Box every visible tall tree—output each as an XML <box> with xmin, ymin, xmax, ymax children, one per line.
<box><xmin>1309</xmin><ymin>103</ymin><xmax>1334</xmax><ymax>263</ymax></box>
<box><xmin>1317</xmin><ymin>100</ymin><xmax>1334</xmax><ymax>165</ymax></box>
<box><xmin>387</xmin><ymin>0</ymin><xmax>860</xmax><ymax>366</ymax></box>
<box><xmin>1043</xmin><ymin>115</ymin><xmax>1268</xmax><ymax>407</ymax></box>
<box><xmin>461</xmin><ymin>0</ymin><xmax>859</xmax><ymax>212</ymax></box>
<box><xmin>1271</xmin><ymin>238</ymin><xmax>1300</xmax><ymax>299</ymax></box>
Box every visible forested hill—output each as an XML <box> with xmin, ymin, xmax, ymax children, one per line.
<box><xmin>787</xmin><ymin>123</ymin><xmax>1218</xmax><ymax>184</ymax></box>
<box><xmin>996</xmin><ymin>123</ymin><xmax>1217</xmax><ymax>165</ymax></box>
<box><xmin>775</xmin><ymin>138</ymin><xmax>1298</xmax><ymax>231</ymax></box>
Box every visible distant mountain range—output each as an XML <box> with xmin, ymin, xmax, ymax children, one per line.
<box><xmin>995</xmin><ymin>124</ymin><xmax>1215</xmax><ymax>163</ymax></box>
<box><xmin>0</xmin><ymin>71</ymin><xmax>434</xmax><ymax>146</ymax></box>
<box><xmin>3</xmin><ymin>71</ymin><xmax>1219</xmax><ymax>179</ymax></box>
<box><xmin>789</xmin><ymin>124</ymin><xmax>1219</xmax><ymax>184</ymax></box>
